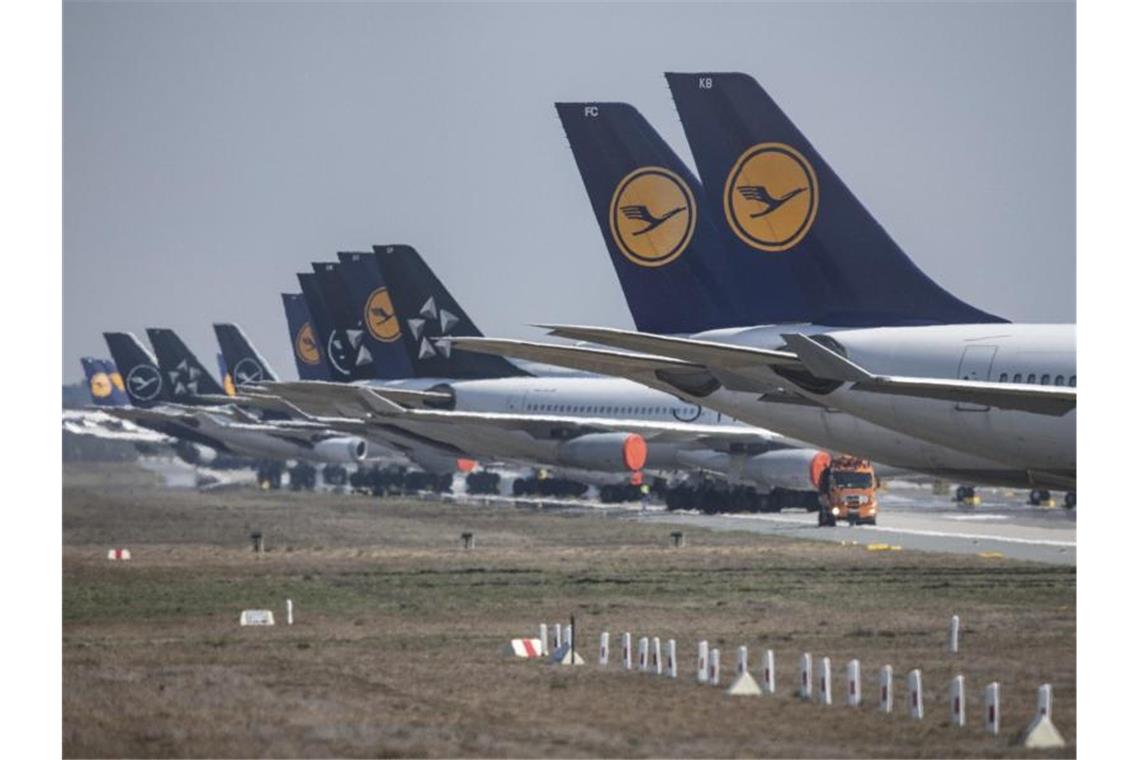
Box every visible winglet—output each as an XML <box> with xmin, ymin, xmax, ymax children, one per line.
<box><xmin>782</xmin><ymin>333</ymin><xmax>874</xmax><ymax>383</ymax></box>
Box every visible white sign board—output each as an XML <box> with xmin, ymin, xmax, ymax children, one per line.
<box><xmin>240</xmin><ymin>609</ymin><xmax>276</xmax><ymax>626</ymax></box>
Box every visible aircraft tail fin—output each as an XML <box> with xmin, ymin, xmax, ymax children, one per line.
<box><xmin>372</xmin><ymin>244</ymin><xmax>529</xmax><ymax>378</ymax></box>
<box><xmin>334</xmin><ymin>251</ymin><xmax>416</xmax><ymax>380</ymax></box>
<box><xmin>556</xmin><ymin>101</ymin><xmax>778</xmax><ymax>333</ymax></box>
<box><xmin>213</xmin><ymin>323</ymin><xmax>279</xmax><ymax>389</ymax></box>
<box><xmin>80</xmin><ymin>357</ymin><xmax>128</xmax><ymax>407</ymax></box>
<box><xmin>664</xmin><ymin>72</ymin><xmax>1005</xmax><ymax>326</ymax></box>
<box><xmin>281</xmin><ymin>292</ymin><xmax>331</xmax><ymax>381</ymax></box>
<box><xmin>103</xmin><ymin>332</ymin><xmax>172</xmax><ymax>407</ymax></box>
<box><xmin>145</xmin><ymin>328</ymin><xmax>229</xmax><ymax>400</ymax></box>
<box><xmin>308</xmin><ymin>262</ymin><xmax>381</xmax><ymax>382</ymax></box>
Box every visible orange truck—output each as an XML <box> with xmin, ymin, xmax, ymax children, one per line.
<box><xmin>817</xmin><ymin>456</ymin><xmax>878</xmax><ymax>526</ymax></box>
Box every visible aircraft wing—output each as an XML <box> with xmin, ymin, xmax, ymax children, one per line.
<box><xmin>537</xmin><ymin>324</ymin><xmax>801</xmax><ymax>370</ymax></box>
<box><xmin>61</xmin><ymin>410</ymin><xmax>173</xmax><ymax>444</ymax></box>
<box><xmin>783</xmin><ymin>333</ymin><xmax>1076</xmax><ymax>417</ymax></box>
<box><xmin>448</xmin><ymin>337</ymin><xmax>716</xmax><ymax>396</ymax></box>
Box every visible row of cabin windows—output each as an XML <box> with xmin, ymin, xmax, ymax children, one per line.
<box><xmin>525</xmin><ymin>403</ymin><xmax>691</xmax><ymax>416</ymax></box>
<box><xmin>995</xmin><ymin>372</ymin><xmax>1075</xmax><ymax>387</ymax></box>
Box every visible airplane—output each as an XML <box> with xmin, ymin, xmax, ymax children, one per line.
<box><xmin>250</xmin><ymin>246</ymin><xmax>840</xmax><ymax>509</ymax></box>
<box><xmin>102</xmin><ymin>330</ymin><xmax>371</xmax><ymax>468</ymax></box>
<box><xmin>62</xmin><ymin>358</ymin><xmax>172</xmax><ymax>445</ymax></box>
<box><xmin>449</xmin><ymin>74</ymin><xmax>1074</xmax><ymax>503</ymax></box>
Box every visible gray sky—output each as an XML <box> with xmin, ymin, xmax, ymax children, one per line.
<box><xmin>64</xmin><ymin>1</ymin><xmax>1074</xmax><ymax>382</ymax></box>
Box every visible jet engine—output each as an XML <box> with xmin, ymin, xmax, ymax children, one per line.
<box><xmin>555</xmin><ymin>432</ymin><xmax>647</xmax><ymax>472</ymax></box>
<box><xmin>310</xmin><ymin>437</ymin><xmax>369</xmax><ymax>464</ymax></box>
<box><xmin>742</xmin><ymin>449</ymin><xmax>831</xmax><ymax>492</ymax></box>
<box><xmin>174</xmin><ymin>440</ymin><xmax>219</xmax><ymax>466</ymax></box>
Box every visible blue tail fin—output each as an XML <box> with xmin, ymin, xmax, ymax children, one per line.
<box><xmin>334</xmin><ymin>251</ymin><xmax>415</xmax><ymax>380</ymax></box>
<box><xmin>307</xmin><ymin>262</ymin><xmax>379</xmax><ymax>382</ymax></box>
<box><xmin>372</xmin><ymin>244</ymin><xmax>529</xmax><ymax>379</ymax></box>
<box><xmin>80</xmin><ymin>357</ymin><xmax>127</xmax><ymax>407</ymax></box>
<box><xmin>103</xmin><ymin>332</ymin><xmax>172</xmax><ymax>407</ymax></box>
<box><xmin>556</xmin><ymin>101</ymin><xmax>769</xmax><ymax>333</ymax></box>
<box><xmin>145</xmin><ymin>328</ymin><xmax>228</xmax><ymax>400</ymax></box>
<box><xmin>281</xmin><ymin>291</ymin><xmax>331</xmax><ymax>381</ymax></box>
<box><xmin>213</xmin><ymin>323</ymin><xmax>278</xmax><ymax>389</ymax></box>
<box><xmin>664</xmin><ymin>72</ymin><xmax>1005</xmax><ymax>327</ymax></box>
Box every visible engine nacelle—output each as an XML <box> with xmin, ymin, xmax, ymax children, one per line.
<box><xmin>556</xmin><ymin>432</ymin><xmax>647</xmax><ymax>472</ymax></box>
<box><xmin>174</xmin><ymin>440</ymin><xmax>218</xmax><ymax>466</ymax></box>
<box><xmin>742</xmin><ymin>449</ymin><xmax>831</xmax><ymax>492</ymax></box>
<box><xmin>309</xmin><ymin>437</ymin><xmax>368</xmax><ymax>465</ymax></box>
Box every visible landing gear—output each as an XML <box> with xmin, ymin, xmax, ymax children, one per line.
<box><xmin>289</xmin><ymin>462</ymin><xmax>318</xmax><ymax>491</ymax></box>
<box><xmin>955</xmin><ymin>485</ymin><xmax>976</xmax><ymax>502</ymax></box>
<box><xmin>465</xmin><ymin>471</ymin><xmax>501</xmax><ymax>495</ymax></box>
<box><xmin>1028</xmin><ymin>489</ymin><xmax>1053</xmax><ymax>506</ymax></box>
<box><xmin>1064</xmin><ymin>492</ymin><xmax>1076</xmax><ymax>509</ymax></box>
<box><xmin>256</xmin><ymin>460</ymin><xmax>283</xmax><ymax>490</ymax></box>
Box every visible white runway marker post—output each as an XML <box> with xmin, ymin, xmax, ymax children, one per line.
<box><xmin>652</xmin><ymin>637</ymin><xmax>662</xmax><ymax>675</ymax></box>
<box><xmin>667</xmin><ymin>639</ymin><xmax>677</xmax><ymax>678</ymax></box>
<box><xmin>540</xmin><ymin>623</ymin><xmax>549</xmax><ymax>657</ymax></box>
<box><xmin>950</xmin><ymin>675</ymin><xmax>966</xmax><ymax>726</ymax></box>
<box><xmin>799</xmin><ymin>653</ymin><xmax>813</xmax><ymax>700</ymax></box>
<box><xmin>554</xmin><ymin>623</ymin><xmax>563</xmax><ymax>650</ymax></box>
<box><xmin>566</xmin><ymin>624</ymin><xmax>573</xmax><ymax>650</ymax></box>
<box><xmin>1037</xmin><ymin>683</ymin><xmax>1053</xmax><ymax>719</ymax></box>
<box><xmin>709</xmin><ymin>648</ymin><xmax>720</xmax><ymax>686</ymax></box>
<box><xmin>286</xmin><ymin>598</ymin><xmax>294</xmax><ymax>626</ymax></box>
<box><xmin>879</xmin><ymin>665</ymin><xmax>893</xmax><ymax>713</ymax></box>
<box><xmin>908</xmin><ymin>669</ymin><xmax>924</xmax><ymax>719</ymax></box>
<box><xmin>762</xmin><ymin>649</ymin><xmax>775</xmax><ymax>694</ymax></box>
<box><xmin>599</xmin><ymin>632</ymin><xmax>610</xmax><ymax>666</ymax></box>
<box><xmin>846</xmin><ymin>660</ymin><xmax>861</xmax><ymax>707</ymax></box>
<box><xmin>638</xmin><ymin>636</ymin><xmax>649</xmax><ymax>672</ymax></box>
<box><xmin>985</xmin><ymin>682</ymin><xmax>1000</xmax><ymax>735</ymax></box>
<box><xmin>697</xmin><ymin>640</ymin><xmax>709</xmax><ymax>683</ymax></box>
<box><xmin>622</xmin><ymin>632</ymin><xmax>632</xmax><ymax>670</ymax></box>
<box><xmin>818</xmin><ymin>657</ymin><xmax>832</xmax><ymax>705</ymax></box>
<box><xmin>949</xmin><ymin>614</ymin><xmax>960</xmax><ymax>653</ymax></box>
<box><xmin>736</xmin><ymin>646</ymin><xmax>748</xmax><ymax>678</ymax></box>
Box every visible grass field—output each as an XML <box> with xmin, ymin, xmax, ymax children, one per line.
<box><xmin>63</xmin><ymin>463</ymin><xmax>1075</xmax><ymax>757</ymax></box>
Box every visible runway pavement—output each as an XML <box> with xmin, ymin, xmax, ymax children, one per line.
<box><xmin>636</xmin><ymin>486</ymin><xmax>1076</xmax><ymax>565</ymax></box>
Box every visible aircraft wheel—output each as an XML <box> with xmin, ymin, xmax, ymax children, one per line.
<box><xmin>1064</xmin><ymin>492</ymin><xmax>1076</xmax><ymax>509</ymax></box>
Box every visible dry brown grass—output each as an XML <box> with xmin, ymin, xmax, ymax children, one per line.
<box><xmin>63</xmin><ymin>463</ymin><xmax>1074</xmax><ymax>758</ymax></box>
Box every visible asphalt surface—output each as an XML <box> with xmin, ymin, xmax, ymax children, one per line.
<box><xmin>635</xmin><ymin>485</ymin><xmax>1076</xmax><ymax>565</ymax></box>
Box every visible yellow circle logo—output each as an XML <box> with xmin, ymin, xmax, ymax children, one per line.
<box><xmin>295</xmin><ymin>322</ymin><xmax>321</xmax><ymax>366</ymax></box>
<box><xmin>90</xmin><ymin>372</ymin><xmax>112</xmax><ymax>398</ymax></box>
<box><xmin>609</xmin><ymin>166</ymin><xmax>696</xmax><ymax>268</ymax></box>
<box><xmin>365</xmin><ymin>287</ymin><xmax>401</xmax><ymax>342</ymax></box>
<box><xmin>109</xmin><ymin>372</ymin><xmax>125</xmax><ymax>392</ymax></box>
<box><xmin>724</xmin><ymin>143</ymin><xmax>819</xmax><ymax>252</ymax></box>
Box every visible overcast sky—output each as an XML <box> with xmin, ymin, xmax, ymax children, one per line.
<box><xmin>63</xmin><ymin>1</ymin><xmax>1074</xmax><ymax>382</ymax></box>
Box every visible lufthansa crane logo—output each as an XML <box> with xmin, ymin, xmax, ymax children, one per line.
<box><xmin>364</xmin><ymin>287</ymin><xmax>401</xmax><ymax>342</ymax></box>
<box><xmin>609</xmin><ymin>166</ymin><xmax>696</xmax><ymax>268</ymax></box>
<box><xmin>295</xmin><ymin>323</ymin><xmax>321</xmax><ymax>366</ymax></box>
<box><xmin>724</xmin><ymin>143</ymin><xmax>818</xmax><ymax>252</ymax></box>
<box><xmin>89</xmin><ymin>372</ymin><xmax>113</xmax><ymax>399</ymax></box>
<box><xmin>125</xmin><ymin>364</ymin><xmax>162</xmax><ymax>402</ymax></box>
<box><xmin>109</xmin><ymin>371</ymin><xmax>125</xmax><ymax>392</ymax></box>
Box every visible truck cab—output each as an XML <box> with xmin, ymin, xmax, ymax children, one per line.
<box><xmin>818</xmin><ymin>456</ymin><xmax>878</xmax><ymax>526</ymax></box>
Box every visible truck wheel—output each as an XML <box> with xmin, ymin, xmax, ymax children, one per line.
<box><xmin>1064</xmin><ymin>492</ymin><xmax>1076</xmax><ymax>509</ymax></box>
<box><xmin>864</xmin><ymin>517</ymin><xmax>877</xmax><ymax>526</ymax></box>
